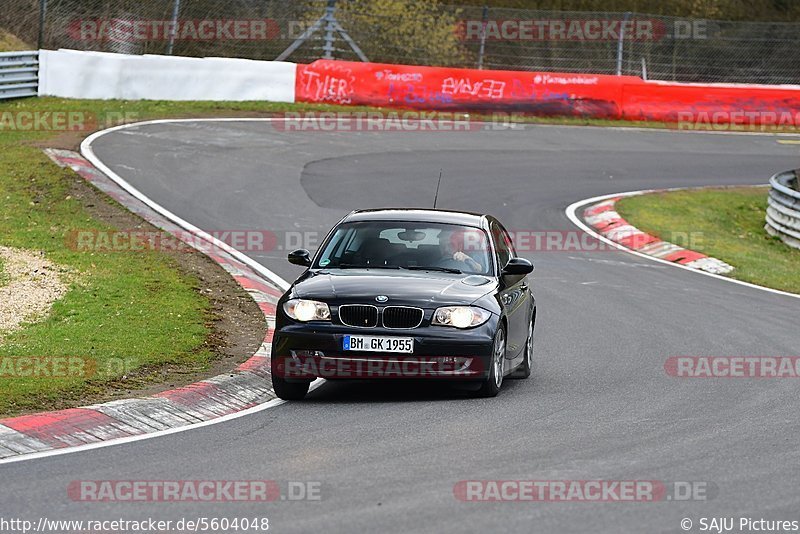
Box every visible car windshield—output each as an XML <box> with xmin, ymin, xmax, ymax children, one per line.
<box><xmin>314</xmin><ymin>221</ymin><xmax>493</xmax><ymax>275</ymax></box>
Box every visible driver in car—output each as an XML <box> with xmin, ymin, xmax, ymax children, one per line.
<box><xmin>437</xmin><ymin>229</ymin><xmax>484</xmax><ymax>272</ymax></box>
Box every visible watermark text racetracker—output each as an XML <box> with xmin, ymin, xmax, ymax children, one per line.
<box><xmin>273</xmin><ymin>111</ymin><xmax>527</xmax><ymax>132</ymax></box>
<box><xmin>68</xmin><ymin>18</ymin><xmax>320</xmax><ymax>42</ymax></box>
<box><xmin>674</xmin><ymin>111</ymin><xmax>800</xmax><ymax>132</ymax></box>
<box><xmin>0</xmin><ymin>356</ymin><xmax>95</xmax><ymax>378</ymax></box>
<box><xmin>276</xmin><ymin>354</ymin><xmax>483</xmax><ymax>379</ymax></box>
<box><xmin>457</xmin><ymin>18</ymin><xmax>709</xmax><ymax>41</ymax></box>
<box><xmin>0</xmin><ymin>356</ymin><xmax>139</xmax><ymax>379</ymax></box>
<box><xmin>453</xmin><ymin>480</ymin><xmax>717</xmax><ymax>502</ymax></box>
<box><xmin>665</xmin><ymin>356</ymin><xmax>800</xmax><ymax>378</ymax></box>
<box><xmin>0</xmin><ymin>111</ymin><xmax>139</xmax><ymax>132</ymax></box>
<box><xmin>66</xmin><ymin>229</ymin><xmax>278</xmax><ymax>254</ymax></box>
<box><xmin>67</xmin><ymin>228</ymin><xmax>706</xmax><ymax>254</ymax></box>
<box><xmin>68</xmin><ymin>480</ymin><xmax>323</xmax><ymax>502</ymax></box>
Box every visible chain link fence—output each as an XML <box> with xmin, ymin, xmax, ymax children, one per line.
<box><xmin>3</xmin><ymin>0</ymin><xmax>800</xmax><ymax>84</ymax></box>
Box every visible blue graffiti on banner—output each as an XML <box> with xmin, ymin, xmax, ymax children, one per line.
<box><xmin>387</xmin><ymin>82</ymin><xmax>455</xmax><ymax>105</ymax></box>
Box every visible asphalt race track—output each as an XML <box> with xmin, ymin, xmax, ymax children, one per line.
<box><xmin>2</xmin><ymin>122</ymin><xmax>799</xmax><ymax>533</ymax></box>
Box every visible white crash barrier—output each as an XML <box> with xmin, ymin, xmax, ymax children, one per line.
<box><xmin>38</xmin><ymin>49</ymin><xmax>296</xmax><ymax>102</ymax></box>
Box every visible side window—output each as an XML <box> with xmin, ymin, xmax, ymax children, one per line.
<box><xmin>318</xmin><ymin>227</ymin><xmax>356</xmax><ymax>265</ymax></box>
<box><xmin>491</xmin><ymin>221</ymin><xmax>512</xmax><ymax>270</ymax></box>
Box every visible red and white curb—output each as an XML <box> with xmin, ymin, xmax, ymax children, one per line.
<box><xmin>0</xmin><ymin>149</ymin><xmax>289</xmax><ymax>462</ymax></box>
<box><xmin>582</xmin><ymin>196</ymin><xmax>734</xmax><ymax>275</ymax></box>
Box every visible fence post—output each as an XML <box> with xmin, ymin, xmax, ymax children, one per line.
<box><xmin>276</xmin><ymin>0</ymin><xmax>366</xmax><ymax>62</ymax></box>
<box><xmin>166</xmin><ymin>0</ymin><xmax>182</xmax><ymax>55</ymax></box>
<box><xmin>477</xmin><ymin>5</ymin><xmax>489</xmax><ymax>70</ymax></box>
<box><xmin>37</xmin><ymin>0</ymin><xmax>48</xmax><ymax>49</ymax></box>
<box><xmin>616</xmin><ymin>11</ymin><xmax>631</xmax><ymax>75</ymax></box>
<box><xmin>322</xmin><ymin>0</ymin><xmax>338</xmax><ymax>60</ymax></box>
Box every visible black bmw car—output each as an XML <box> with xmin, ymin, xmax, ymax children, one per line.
<box><xmin>271</xmin><ymin>209</ymin><xmax>536</xmax><ymax>400</ymax></box>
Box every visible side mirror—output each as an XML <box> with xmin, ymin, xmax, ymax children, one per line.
<box><xmin>502</xmin><ymin>257</ymin><xmax>533</xmax><ymax>276</ymax></box>
<box><xmin>288</xmin><ymin>249</ymin><xmax>312</xmax><ymax>267</ymax></box>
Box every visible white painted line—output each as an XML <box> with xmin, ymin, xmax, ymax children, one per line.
<box><xmin>0</xmin><ymin>379</ymin><xmax>325</xmax><ymax>466</ymax></box>
<box><xmin>565</xmin><ymin>189</ymin><xmax>800</xmax><ymax>300</ymax></box>
<box><xmin>80</xmin><ymin>119</ymin><xmax>294</xmax><ymax>292</ymax></box>
<box><xmin>503</xmin><ymin>121</ymin><xmax>800</xmax><ymax>137</ymax></box>
<box><xmin>0</xmin><ymin>120</ymin><xmax>335</xmax><ymax>466</ymax></box>
<box><xmin>84</xmin><ymin>117</ymin><xmax>781</xmax><ymax>296</ymax></box>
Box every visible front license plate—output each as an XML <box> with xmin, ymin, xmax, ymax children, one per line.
<box><xmin>343</xmin><ymin>335</ymin><xmax>413</xmax><ymax>353</ymax></box>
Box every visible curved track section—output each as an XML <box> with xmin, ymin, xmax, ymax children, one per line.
<box><xmin>2</xmin><ymin>122</ymin><xmax>799</xmax><ymax>533</ymax></box>
<box><xmin>567</xmin><ymin>189</ymin><xmax>800</xmax><ymax>299</ymax></box>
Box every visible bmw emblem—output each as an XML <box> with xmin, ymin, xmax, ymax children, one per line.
<box><xmin>375</xmin><ymin>295</ymin><xmax>389</xmax><ymax>303</ymax></box>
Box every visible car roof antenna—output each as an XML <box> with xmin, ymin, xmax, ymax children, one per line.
<box><xmin>433</xmin><ymin>168</ymin><xmax>443</xmax><ymax>209</ymax></box>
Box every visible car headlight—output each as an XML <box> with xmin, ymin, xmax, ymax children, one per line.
<box><xmin>283</xmin><ymin>299</ymin><xmax>331</xmax><ymax>322</ymax></box>
<box><xmin>432</xmin><ymin>306</ymin><xmax>491</xmax><ymax>328</ymax></box>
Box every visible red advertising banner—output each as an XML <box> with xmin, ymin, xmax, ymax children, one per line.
<box><xmin>296</xmin><ymin>60</ymin><xmax>641</xmax><ymax>119</ymax></box>
<box><xmin>621</xmin><ymin>80</ymin><xmax>800</xmax><ymax>126</ymax></box>
<box><xmin>296</xmin><ymin>59</ymin><xmax>800</xmax><ymax>127</ymax></box>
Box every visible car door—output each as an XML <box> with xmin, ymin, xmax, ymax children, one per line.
<box><xmin>491</xmin><ymin>220</ymin><xmax>530</xmax><ymax>358</ymax></box>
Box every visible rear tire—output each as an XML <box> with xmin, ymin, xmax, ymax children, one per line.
<box><xmin>475</xmin><ymin>326</ymin><xmax>506</xmax><ymax>398</ymax></box>
<box><xmin>272</xmin><ymin>375</ymin><xmax>310</xmax><ymax>400</ymax></box>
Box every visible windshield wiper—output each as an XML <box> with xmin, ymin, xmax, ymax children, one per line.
<box><xmin>335</xmin><ymin>263</ymin><xmax>402</xmax><ymax>269</ymax></box>
<box><xmin>333</xmin><ymin>263</ymin><xmax>461</xmax><ymax>274</ymax></box>
<box><xmin>406</xmin><ymin>265</ymin><xmax>462</xmax><ymax>274</ymax></box>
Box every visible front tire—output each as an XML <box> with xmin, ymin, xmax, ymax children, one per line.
<box><xmin>475</xmin><ymin>325</ymin><xmax>506</xmax><ymax>398</ymax></box>
<box><xmin>511</xmin><ymin>319</ymin><xmax>533</xmax><ymax>379</ymax></box>
<box><xmin>272</xmin><ymin>375</ymin><xmax>310</xmax><ymax>400</ymax></box>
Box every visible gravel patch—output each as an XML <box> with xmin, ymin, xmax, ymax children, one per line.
<box><xmin>0</xmin><ymin>246</ymin><xmax>69</xmax><ymax>339</ymax></box>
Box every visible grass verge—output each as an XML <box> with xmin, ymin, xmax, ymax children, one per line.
<box><xmin>0</xmin><ymin>133</ymin><xmax>215</xmax><ymax>417</ymax></box>
<box><xmin>5</xmin><ymin>95</ymin><xmax>800</xmax><ymax>133</ymax></box>
<box><xmin>0</xmin><ymin>98</ymin><xmax>338</xmax><ymax>416</ymax></box>
<box><xmin>616</xmin><ymin>187</ymin><xmax>800</xmax><ymax>294</ymax></box>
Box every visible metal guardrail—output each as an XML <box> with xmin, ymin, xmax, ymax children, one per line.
<box><xmin>0</xmin><ymin>50</ymin><xmax>39</xmax><ymax>100</ymax></box>
<box><xmin>766</xmin><ymin>170</ymin><xmax>800</xmax><ymax>250</ymax></box>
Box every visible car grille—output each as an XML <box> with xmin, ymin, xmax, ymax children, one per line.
<box><xmin>382</xmin><ymin>306</ymin><xmax>424</xmax><ymax>329</ymax></box>
<box><xmin>339</xmin><ymin>305</ymin><xmax>378</xmax><ymax>327</ymax></box>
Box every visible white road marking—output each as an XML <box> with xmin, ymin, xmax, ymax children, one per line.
<box><xmin>0</xmin><ymin>380</ymin><xmax>325</xmax><ymax>466</ymax></box>
<box><xmin>0</xmin><ymin>119</ymin><xmax>331</xmax><ymax>466</ymax></box>
<box><xmin>566</xmin><ymin>191</ymin><xmax>800</xmax><ymax>300</ymax></box>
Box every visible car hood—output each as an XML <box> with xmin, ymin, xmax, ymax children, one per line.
<box><xmin>292</xmin><ymin>269</ymin><xmax>497</xmax><ymax>307</ymax></box>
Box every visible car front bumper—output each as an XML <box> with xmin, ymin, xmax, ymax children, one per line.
<box><xmin>271</xmin><ymin>319</ymin><xmax>497</xmax><ymax>381</ymax></box>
